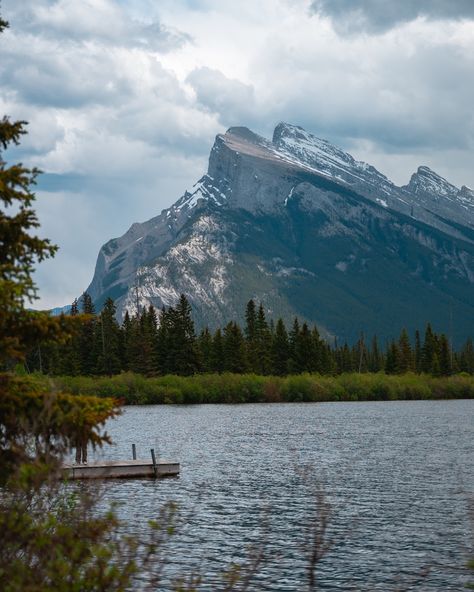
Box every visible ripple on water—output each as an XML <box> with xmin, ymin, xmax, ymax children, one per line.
<box><xmin>88</xmin><ymin>400</ymin><xmax>473</xmax><ymax>591</ymax></box>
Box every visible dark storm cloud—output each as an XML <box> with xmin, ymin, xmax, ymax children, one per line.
<box><xmin>311</xmin><ymin>0</ymin><xmax>474</xmax><ymax>33</ymax></box>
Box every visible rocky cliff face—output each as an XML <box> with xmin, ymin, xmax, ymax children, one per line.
<box><xmin>86</xmin><ymin>123</ymin><xmax>474</xmax><ymax>343</ymax></box>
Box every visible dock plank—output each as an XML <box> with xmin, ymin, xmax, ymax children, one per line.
<box><xmin>62</xmin><ymin>459</ymin><xmax>180</xmax><ymax>480</ymax></box>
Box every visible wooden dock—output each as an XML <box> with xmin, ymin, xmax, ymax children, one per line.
<box><xmin>62</xmin><ymin>459</ymin><xmax>180</xmax><ymax>480</ymax></box>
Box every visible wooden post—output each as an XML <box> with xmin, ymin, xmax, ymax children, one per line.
<box><xmin>150</xmin><ymin>448</ymin><xmax>158</xmax><ymax>478</ymax></box>
<box><xmin>132</xmin><ymin>444</ymin><xmax>136</xmax><ymax>460</ymax></box>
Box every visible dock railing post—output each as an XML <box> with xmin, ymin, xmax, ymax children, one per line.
<box><xmin>132</xmin><ymin>443</ymin><xmax>136</xmax><ymax>460</ymax></box>
<box><xmin>150</xmin><ymin>448</ymin><xmax>158</xmax><ymax>478</ymax></box>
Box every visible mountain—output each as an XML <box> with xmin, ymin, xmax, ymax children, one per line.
<box><xmin>85</xmin><ymin>123</ymin><xmax>474</xmax><ymax>344</ymax></box>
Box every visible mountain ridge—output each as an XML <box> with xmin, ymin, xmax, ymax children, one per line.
<box><xmin>84</xmin><ymin>122</ymin><xmax>474</xmax><ymax>343</ymax></box>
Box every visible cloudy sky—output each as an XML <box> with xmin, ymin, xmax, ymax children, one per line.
<box><xmin>1</xmin><ymin>0</ymin><xmax>473</xmax><ymax>308</ymax></box>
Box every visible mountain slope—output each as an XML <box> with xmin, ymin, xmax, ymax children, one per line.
<box><xmin>86</xmin><ymin>123</ymin><xmax>474</xmax><ymax>343</ymax></box>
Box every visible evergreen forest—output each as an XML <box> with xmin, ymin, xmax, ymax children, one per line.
<box><xmin>26</xmin><ymin>294</ymin><xmax>474</xmax><ymax>378</ymax></box>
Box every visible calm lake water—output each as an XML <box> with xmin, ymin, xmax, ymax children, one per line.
<box><xmin>90</xmin><ymin>400</ymin><xmax>474</xmax><ymax>591</ymax></box>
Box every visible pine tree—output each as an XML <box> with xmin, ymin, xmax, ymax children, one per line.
<box><xmin>320</xmin><ymin>342</ymin><xmax>336</xmax><ymax>375</ymax></box>
<box><xmin>385</xmin><ymin>341</ymin><xmax>400</xmax><ymax>374</ymax></box>
<box><xmin>156</xmin><ymin>307</ymin><xmax>171</xmax><ymax>374</ymax></box>
<box><xmin>271</xmin><ymin>318</ymin><xmax>290</xmax><ymax>375</ymax></box>
<box><xmin>96</xmin><ymin>298</ymin><xmax>121</xmax><ymax>375</ymax></box>
<box><xmin>59</xmin><ymin>299</ymin><xmax>81</xmax><ymax>375</ymax></box>
<box><xmin>121</xmin><ymin>311</ymin><xmax>133</xmax><ymax>371</ymax></box>
<box><xmin>173</xmin><ymin>295</ymin><xmax>199</xmax><ymax>375</ymax></box>
<box><xmin>339</xmin><ymin>343</ymin><xmax>353</xmax><ymax>373</ymax></box>
<box><xmin>140</xmin><ymin>305</ymin><xmax>159</xmax><ymax>376</ymax></box>
<box><xmin>71</xmin><ymin>298</ymin><xmax>79</xmax><ymax>316</ymax></box>
<box><xmin>288</xmin><ymin>318</ymin><xmax>300</xmax><ymax>373</ymax></box>
<box><xmin>459</xmin><ymin>338</ymin><xmax>474</xmax><ymax>374</ymax></box>
<box><xmin>438</xmin><ymin>334</ymin><xmax>452</xmax><ymax>376</ymax></box>
<box><xmin>198</xmin><ymin>328</ymin><xmax>213</xmax><ymax>373</ymax></box>
<box><xmin>414</xmin><ymin>330</ymin><xmax>422</xmax><ymax>373</ymax></box>
<box><xmin>159</xmin><ymin>296</ymin><xmax>199</xmax><ymax>376</ymax></box>
<box><xmin>293</xmin><ymin>322</ymin><xmax>315</xmax><ymax>373</ymax></box>
<box><xmin>244</xmin><ymin>299</ymin><xmax>257</xmax><ymax>342</ymax></box>
<box><xmin>244</xmin><ymin>299</ymin><xmax>258</xmax><ymax>372</ymax></box>
<box><xmin>398</xmin><ymin>328</ymin><xmax>413</xmax><ymax>373</ymax></box>
<box><xmin>368</xmin><ymin>335</ymin><xmax>383</xmax><ymax>372</ymax></box>
<box><xmin>254</xmin><ymin>303</ymin><xmax>272</xmax><ymax>374</ymax></box>
<box><xmin>421</xmin><ymin>323</ymin><xmax>436</xmax><ymax>373</ymax></box>
<box><xmin>311</xmin><ymin>326</ymin><xmax>323</xmax><ymax>373</ymax></box>
<box><xmin>78</xmin><ymin>292</ymin><xmax>97</xmax><ymax>374</ymax></box>
<box><xmin>223</xmin><ymin>322</ymin><xmax>248</xmax><ymax>373</ymax></box>
<box><xmin>211</xmin><ymin>328</ymin><xmax>225</xmax><ymax>373</ymax></box>
<box><xmin>0</xmin><ymin>110</ymin><xmax>64</xmax><ymax>365</ymax></box>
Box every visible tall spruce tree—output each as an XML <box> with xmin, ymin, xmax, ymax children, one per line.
<box><xmin>288</xmin><ymin>318</ymin><xmax>300</xmax><ymax>373</ymax></box>
<box><xmin>156</xmin><ymin>306</ymin><xmax>171</xmax><ymax>374</ymax></box>
<box><xmin>271</xmin><ymin>318</ymin><xmax>290</xmax><ymax>375</ymax></box>
<box><xmin>211</xmin><ymin>328</ymin><xmax>225</xmax><ymax>373</ymax></box>
<box><xmin>0</xmin><ymin>109</ymin><xmax>67</xmax><ymax>366</ymax></box>
<box><xmin>60</xmin><ymin>298</ymin><xmax>81</xmax><ymax>375</ymax></box>
<box><xmin>138</xmin><ymin>305</ymin><xmax>159</xmax><ymax>376</ymax></box>
<box><xmin>120</xmin><ymin>310</ymin><xmax>133</xmax><ymax>371</ymax></box>
<box><xmin>339</xmin><ymin>343</ymin><xmax>353</xmax><ymax>373</ymax></box>
<box><xmin>421</xmin><ymin>323</ymin><xmax>437</xmax><ymax>373</ymax></box>
<box><xmin>438</xmin><ymin>334</ymin><xmax>452</xmax><ymax>376</ymax></box>
<box><xmin>244</xmin><ymin>299</ymin><xmax>258</xmax><ymax>372</ymax></box>
<box><xmin>311</xmin><ymin>326</ymin><xmax>323</xmax><ymax>373</ymax></box>
<box><xmin>78</xmin><ymin>292</ymin><xmax>97</xmax><ymax>374</ymax></box>
<box><xmin>398</xmin><ymin>328</ymin><xmax>413</xmax><ymax>373</ymax></box>
<box><xmin>368</xmin><ymin>335</ymin><xmax>383</xmax><ymax>372</ymax></box>
<box><xmin>414</xmin><ymin>330</ymin><xmax>422</xmax><ymax>373</ymax></box>
<box><xmin>254</xmin><ymin>303</ymin><xmax>272</xmax><ymax>374</ymax></box>
<box><xmin>96</xmin><ymin>298</ymin><xmax>121</xmax><ymax>375</ymax></box>
<box><xmin>223</xmin><ymin>322</ymin><xmax>248</xmax><ymax>373</ymax></box>
<box><xmin>459</xmin><ymin>338</ymin><xmax>474</xmax><ymax>374</ymax></box>
<box><xmin>293</xmin><ymin>322</ymin><xmax>315</xmax><ymax>373</ymax></box>
<box><xmin>163</xmin><ymin>295</ymin><xmax>200</xmax><ymax>375</ymax></box>
<box><xmin>385</xmin><ymin>341</ymin><xmax>400</xmax><ymax>374</ymax></box>
<box><xmin>197</xmin><ymin>327</ymin><xmax>213</xmax><ymax>373</ymax></box>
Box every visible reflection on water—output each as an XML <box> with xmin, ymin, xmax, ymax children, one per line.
<box><xmin>90</xmin><ymin>400</ymin><xmax>473</xmax><ymax>591</ymax></box>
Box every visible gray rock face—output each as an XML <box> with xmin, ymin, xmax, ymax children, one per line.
<box><xmin>402</xmin><ymin>165</ymin><xmax>474</xmax><ymax>230</ymax></box>
<box><xmin>85</xmin><ymin>122</ymin><xmax>474</xmax><ymax>343</ymax></box>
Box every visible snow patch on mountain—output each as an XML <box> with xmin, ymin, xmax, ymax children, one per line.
<box><xmin>407</xmin><ymin>166</ymin><xmax>458</xmax><ymax>198</ymax></box>
<box><xmin>272</xmin><ymin>123</ymin><xmax>395</xmax><ymax>196</ymax></box>
<box><xmin>172</xmin><ymin>174</ymin><xmax>229</xmax><ymax>214</ymax></box>
<box><xmin>121</xmin><ymin>213</ymin><xmax>233</xmax><ymax>318</ymax></box>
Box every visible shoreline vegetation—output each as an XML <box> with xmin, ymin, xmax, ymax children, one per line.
<box><xmin>31</xmin><ymin>371</ymin><xmax>474</xmax><ymax>405</ymax></box>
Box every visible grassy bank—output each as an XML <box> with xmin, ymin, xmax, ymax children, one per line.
<box><xmin>28</xmin><ymin>372</ymin><xmax>474</xmax><ymax>405</ymax></box>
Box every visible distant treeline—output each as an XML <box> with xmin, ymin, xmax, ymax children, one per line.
<box><xmin>27</xmin><ymin>293</ymin><xmax>474</xmax><ymax>378</ymax></box>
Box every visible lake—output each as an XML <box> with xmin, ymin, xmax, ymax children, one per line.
<box><xmin>90</xmin><ymin>400</ymin><xmax>474</xmax><ymax>590</ymax></box>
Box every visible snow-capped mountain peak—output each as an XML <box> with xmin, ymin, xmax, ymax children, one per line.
<box><xmin>458</xmin><ymin>185</ymin><xmax>474</xmax><ymax>204</ymax></box>
<box><xmin>271</xmin><ymin>122</ymin><xmax>395</xmax><ymax>196</ymax></box>
<box><xmin>84</xmin><ymin>122</ymin><xmax>474</xmax><ymax>337</ymax></box>
<box><xmin>407</xmin><ymin>166</ymin><xmax>458</xmax><ymax>198</ymax></box>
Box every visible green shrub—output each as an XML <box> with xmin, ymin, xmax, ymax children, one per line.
<box><xmin>36</xmin><ymin>372</ymin><xmax>474</xmax><ymax>405</ymax></box>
